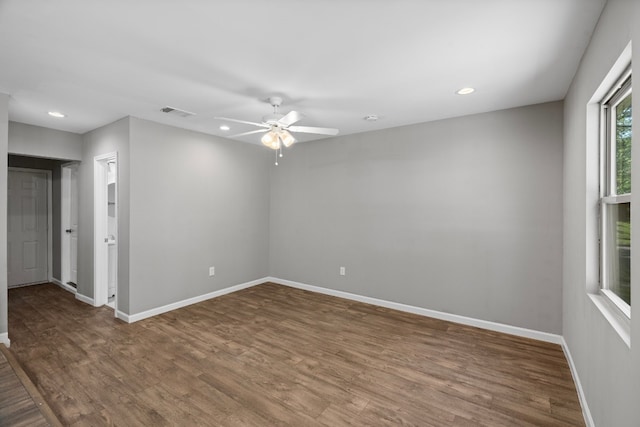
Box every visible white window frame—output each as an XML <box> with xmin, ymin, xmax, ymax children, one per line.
<box><xmin>599</xmin><ymin>68</ymin><xmax>632</xmax><ymax>319</ymax></box>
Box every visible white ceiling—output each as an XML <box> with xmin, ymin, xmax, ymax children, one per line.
<box><xmin>0</xmin><ymin>0</ymin><xmax>605</xmax><ymax>145</ymax></box>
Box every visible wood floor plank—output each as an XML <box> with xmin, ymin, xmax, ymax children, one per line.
<box><xmin>7</xmin><ymin>283</ymin><xmax>585</xmax><ymax>426</ymax></box>
<box><xmin>0</xmin><ymin>343</ymin><xmax>61</xmax><ymax>427</ymax></box>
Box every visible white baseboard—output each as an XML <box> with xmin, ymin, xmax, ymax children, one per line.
<box><xmin>266</xmin><ymin>277</ymin><xmax>563</xmax><ymax>345</ymax></box>
<box><xmin>115</xmin><ymin>310</ymin><xmax>130</xmax><ymax>323</ymax></box>
<box><xmin>75</xmin><ymin>292</ymin><xmax>95</xmax><ymax>306</ymax></box>
<box><xmin>8</xmin><ymin>281</ymin><xmax>48</xmax><ymax>289</ymax></box>
<box><xmin>561</xmin><ymin>337</ymin><xmax>594</xmax><ymax>427</ymax></box>
<box><xmin>52</xmin><ymin>275</ymin><xmax>588</xmax><ymax>424</ymax></box>
<box><xmin>0</xmin><ymin>332</ymin><xmax>10</xmax><ymax>348</ymax></box>
<box><xmin>125</xmin><ymin>277</ymin><xmax>268</xmax><ymax>323</ymax></box>
<box><xmin>46</xmin><ymin>275</ymin><xmax>589</xmax><ymax>424</ymax></box>
<box><xmin>50</xmin><ymin>278</ymin><xmax>77</xmax><ymax>295</ymax></box>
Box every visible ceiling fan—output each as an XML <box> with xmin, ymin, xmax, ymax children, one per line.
<box><xmin>215</xmin><ymin>97</ymin><xmax>339</xmax><ymax>154</ymax></box>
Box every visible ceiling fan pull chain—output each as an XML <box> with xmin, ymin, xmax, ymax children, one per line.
<box><xmin>275</xmin><ymin>149</ymin><xmax>279</xmax><ymax>166</ymax></box>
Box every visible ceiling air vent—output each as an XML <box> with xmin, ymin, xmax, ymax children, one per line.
<box><xmin>160</xmin><ymin>106</ymin><xmax>196</xmax><ymax>118</ymax></box>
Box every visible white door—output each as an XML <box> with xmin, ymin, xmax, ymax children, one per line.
<box><xmin>107</xmin><ymin>163</ymin><xmax>116</xmax><ymax>299</ymax></box>
<box><xmin>62</xmin><ymin>164</ymin><xmax>79</xmax><ymax>288</ymax></box>
<box><xmin>7</xmin><ymin>169</ymin><xmax>48</xmax><ymax>287</ymax></box>
<box><xmin>94</xmin><ymin>152</ymin><xmax>118</xmax><ymax>311</ymax></box>
<box><xmin>69</xmin><ymin>165</ymin><xmax>79</xmax><ymax>285</ymax></box>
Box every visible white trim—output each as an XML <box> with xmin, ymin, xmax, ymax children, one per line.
<box><xmin>7</xmin><ymin>281</ymin><xmax>48</xmax><ymax>289</ymax></box>
<box><xmin>601</xmin><ymin>65</ymin><xmax>632</xmax><ymax>105</ymax></box>
<box><xmin>600</xmin><ymin>288</ymin><xmax>631</xmax><ymax>319</ymax></box>
<box><xmin>46</xmin><ymin>170</ymin><xmax>52</xmax><ymax>283</ymax></box>
<box><xmin>75</xmin><ymin>292</ymin><xmax>96</xmax><ymax>306</ymax></box>
<box><xmin>51</xmin><ymin>276</ymin><xmax>590</xmax><ymax>424</ymax></box>
<box><xmin>124</xmin><ymin>277</ymin><xmax>269</xmax><ymax>323</ymax></box>
<box><xmin>115</xmin><ymin>310</ymin><xmax>130</xmax><ymax>323</ymax></box>
<box><xmin>561</xmin><ymin>338</ymin><xmax>595</xmax><ymax>427</ymax></box>
<box><xmin>66</xmin><ymin>276</ymin><xmax>590</xmax><ymax>423</ymax></box>
<box><xmin>266</xmin><ymin>277</ymin><xmax>563</xmax><ymax>344</ymax></box>
<box><xmin>591</xmin><ymin>42</ymin><xmax>632</xmax><ymax>104</ymax></box>
<box><xmin>50</xmin><ymin>277</ymin><xmax>77</xmax><ymax>295</ymax></box>
<box><xmin>0</xmin><ymin>333</ymin><xmax>10</xmax><ymax>348</ymax></box>
<box><xmin>589</xmin><ymin>293</ymin><xmax>631</xmax><ymax>347</ymax></box>
<box><xmin>93</xmin><ymin>152</ymin><xmax>118</xmax><ymax>311</ymax></box>
<box><xmin>61</xmin><ymin>162</ymin><xmax>79</xmax><ymax>288</ymax></box>
<box><xmin>61</xmin><ymin>166</ymin><xmax>69</xmax><ymax>285</ymax></box>
<box><xmin>602</xmin><ymin>194</ymin><xmax>631</xmax><ymax>204</ymax></box>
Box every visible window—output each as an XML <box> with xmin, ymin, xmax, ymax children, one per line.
<box><xmin>600</xmin><ymin>69</ymin><xmax>632</xmax><ymax>317</ymax></box>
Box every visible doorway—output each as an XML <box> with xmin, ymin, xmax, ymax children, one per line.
<box><xmin>94</xmin><ymin>153</ymin><xmax>118</xmax><ymax>313</ymax></box>
<box><xmin>7</xmin><ymin>168</ymin><xmax>52</xmax><ymax>288</ymax></box>
<box><xmin>61</xmin><ymin>163</ymin><xmax>79</xmax><ymax>293</ymax></box>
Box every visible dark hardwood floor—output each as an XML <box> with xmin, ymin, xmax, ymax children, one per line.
<box><xmin>7</xmin><ymin>283</ymin><xmax>584</xmax><ymax>426</ymax></box>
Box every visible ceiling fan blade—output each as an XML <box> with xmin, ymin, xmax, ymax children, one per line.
<box><xmin>288</xmin><ymin>125</ymin><xmax>339</xmax><ymax>136</ymax></box>
<box><xmin>214</xmin><ymin>116</ymin><xmax>269</xmax><ymax>128</ymax></box>
<box><xmin>229</xmin><ymin>129</ymin><xmax>269</xmax><ymax>138</ymax></box>
<box><xmin>278</xmin><ymin>110</ymin><xmax>304</xmax><ymax>127</ymax></box>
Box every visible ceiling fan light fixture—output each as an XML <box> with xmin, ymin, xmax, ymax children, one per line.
<box><xmin>261</xmin><ymin>131</ymin><xmax>281</xmax><ymax>150</ymax></box>
<box><xmin>280</xmin><ymin>130</ymin><xmax>296</xmax><ymax>147</ymax></box>
<box><xmin>222</xmin><ymin>96</ymin><xmax>338</xmax><ymax>158</ymax></box>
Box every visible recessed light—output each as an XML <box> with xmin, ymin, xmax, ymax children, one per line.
<box><xmin>456</xmin><ymin>87</ymin><xmax>475</xmax><ymax>95</ymax></box>
<box><xmin>219</xmin><ymin>125</ymin><xmax>230</xmax><ymax>131</ymax></box>
<box><xmin>48</xmin><ymin>111</ymin><xmax>65</xmax><ymax>118</ymax></box>
<box><xmin>364</xmin><ymin>114</ymin><xmax>379</xmax><ymax>121</ymax></box>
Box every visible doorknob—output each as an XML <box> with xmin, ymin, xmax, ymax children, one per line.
<box><xmin>65</xmin><ymin>229</ymin><xmax>73</xmax><ymax>233</ymax></box>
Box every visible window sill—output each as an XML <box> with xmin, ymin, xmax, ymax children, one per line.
<box><xmin>588</xmin><ymin>293</ymin><xmax>631</xmax><ymax>348</ymax></box>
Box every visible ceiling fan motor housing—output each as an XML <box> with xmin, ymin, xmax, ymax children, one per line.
<box><xmin>263</xmin><ymin>96</ymin><xmax>285</xmax><ymax>124</ymax></box>
<box><xmin>268</xmin><ymin>96</ymin><xmax>283</xmax><ymax>107</ymax></box>
<box><xmin>262</xmin><ymin>112</ymin><xmax>285</xmax><ymax>124</ymax></box>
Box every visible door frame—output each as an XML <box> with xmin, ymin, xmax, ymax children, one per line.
<box><xmin>60</xmin><ymin>162</ymin><xmax>79</xmax><ymax>294</ymax></box>
<box><xmin>94</xmin><ymin>152</ymin><xmax>118</xmax><ymax>314</ymax></box>
<box><xmin>7</xmin><ymin>167</ymin><xmax>53</xmax><ymax>287</ymax></box>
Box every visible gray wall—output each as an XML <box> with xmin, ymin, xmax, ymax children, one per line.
<box><xmin>127</xmin><ymin>118</ymin><xmax>271</xmax><ymax>314</ymax></box>
<box><xmin>8</xmin><ymin>155</ymin><xmax>67</xmax><ymax>280</ymax></box>
<box><xmin>563</xmin><ymin>0</ymin><xmax>640</xmax><ymax>425</ymax></box>
<box><xmin>270</xmin><ymin>102</ymin><xmax>564</xmax><ymax>334</ymax></box>
<box><xmin>78</xmin><ymin>118</ymin><xmax>130</xmax><ymax>311</ymax></box>
<box><xmin>9</xmin><ymin>121</ymin><xmax>82</xmax><ymax>161</ymax></box>
<box><xmin>0</xmin><ymin>94</ymin><xmax>8</xmax><ymax>339</ymax></box>
<box><xmin>73</xmin><ymin>115</ymin><xmax>272</xmax><ymax>316</ymax></box>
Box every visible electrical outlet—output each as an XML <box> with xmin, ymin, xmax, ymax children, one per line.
<box><xmin>209</xmin><ymin>266</ymin><xmax>215</xmax><ymax>276</ymax></box>
<box><xmin>340</xmin><ymin>266</ymin><xmax>346</xmax><ymax>276</ymax></box>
